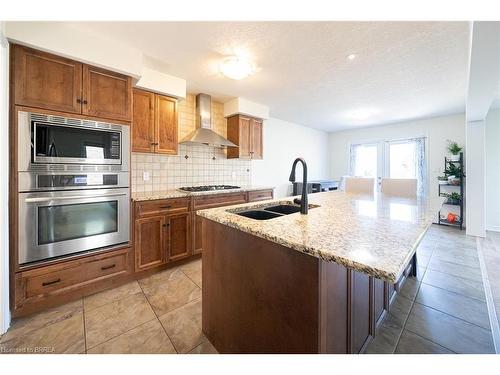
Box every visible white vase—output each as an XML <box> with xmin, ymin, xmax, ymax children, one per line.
<box><xmin>449</xmin><ymin>154</ymin><xmax>460</xmax><ymax>161</ymax></box>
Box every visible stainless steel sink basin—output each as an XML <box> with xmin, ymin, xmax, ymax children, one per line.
<box><xmin>236</xmin><ymin>210</ymin><xmax>283</xmax><ymax>220</ymax></box>
<box><xmin>264</xmin><ymin>205</ymin><xmax>301</xmax><ymax>215</ymax></box>
<box><xmin>234</xmin><ymin>203</ymin><xmax>319</xmax><ymax>220</ymax></box>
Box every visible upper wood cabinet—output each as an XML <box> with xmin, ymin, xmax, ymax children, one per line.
<box><xmin>132</xmin><ymin>88</ymin><xmax>178</xmax><ymax>155</ymax></box>
<box><xmin>13</xmin><ymin>45</ymin><xmax>83</xmax><ymax>114</ymax></box>
<box><xmin>132</xmin><ymin>89</ymin><xmax>155</xmax><ymax>153</ymax></box>
<box><xmin>226</xmin><ymin>114</ymin><xmax>263</xmax><ymax>159</ymax></box>
<box><xmin>12</xmin><ymin>44</ymin><xmax>132</xmax><ymax>121</ymax></box>
<box><xmin>82</xmin><ymin>65</ymin><xmax>132</xmax><ymax>121</ymax></box>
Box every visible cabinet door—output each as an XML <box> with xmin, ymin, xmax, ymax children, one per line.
<box><xmin>167</xmin><ymin>213</ymin><xmax>191</xmax><ymax>262</ymax></box>
<box><xmin>155</xmin><ymin>95</ymin><xmax>178</xmax><ymax>154</ymax></box>
<box><xmin>239</xmin><ymin>116</ymin><xmax>252</xmax><ymax>158</ymax></box>
<box><xmin>193</xmin><ymin>213</ymin><xmax>203</xmax><ymax>255</ymax></box>
<box><xmin>132</xmin><ymin>89</ymin><xmax>155</xmax><ymax>152</ymax></box>
<box><xmin>250</xmin><ymin>118</ymin><xmax>263</xmax><ymax>159</ymax></box>
<box><xmin>82</xmin><ymin>65</ymin><xmax>132</xmax><ymax>121</ymax></box>
<box><xmin>13</xmin><ymin>45</ymin><xmax>82</xmax><ymax>114</ymax></box>
<box><xmin>135</xmin><ymin>215</ymin><xmax>167</xmax><ymax>271</ymax></box>
<box><xmin>351</xmin><ymin>271</ymin><xmax>372</xmax><ymax>353</ymax></box>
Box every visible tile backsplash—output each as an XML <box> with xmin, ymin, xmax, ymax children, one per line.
<box><xmin>131</xmin><ymin>94</ymin><xmax>252</xmax><ymax>192</ymax></box>
<box><xmin>131</xmin><ymin>145</ymin><xmax>251</xmax><ymax>192</ymax></box>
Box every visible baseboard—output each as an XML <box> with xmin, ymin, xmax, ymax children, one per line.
<box><xmin>486</xmin><ymin>225</ymin><xmax>500</xmax><ymax>232</ymax></box>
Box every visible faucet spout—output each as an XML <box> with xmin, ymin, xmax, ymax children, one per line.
<box><xmin>289</xmin><ymin>158</ymin><xmax>308</xmax><ymax>214</ymax></box>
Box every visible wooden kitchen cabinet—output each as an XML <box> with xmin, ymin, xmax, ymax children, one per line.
<box><xmin>134</xmin><ymin>198</ymin><xmax>191</xmax><ymax>271</ymax></box>
<box><xmin>166</xmin><ymin>213</ymin><xmax>191</xmax><ymax>262</ymax></box>
<box><xmin>13</xmin><ymin>45</ymin><xmax>83</xmax><ymax>114</ymax></box>
<box><xmin>135</xmin><ymin>215</ymin><xmax>167</xmax><ymax>271</ymax></box>
<box><xmin>132</xmin><ymin>88</ymin><xmax>178</xmax><ymax>154</ymax></box>
<box><xmin>227</xmin><ymin>114</ymin><xmax>263</xmax><ymax>159</ymax></box>
<box><xmin>12</xmin><ymin>44</ymin><xmax>132</xmax><ymax>122</ymax></box>
<box><xmin>82</xmin><ymin>65</ymin><xmax>132</xmax><ymax>121</ymax></box>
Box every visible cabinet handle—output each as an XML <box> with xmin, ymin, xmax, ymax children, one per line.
<box><xmin>162</xmin><ymin>223</ymin><xmax>170</xmax><ymax>228</ymax></box>
<box><xmin>76</xmin><ymin>98</ymin><xmax>82</xmax><ymax>104</ymax></box>
<box><xmin>82</xmin><ymin>100</ymin><xmax>88</xmax><ymax>105</ymax></box>
<box><xmin>42</xmin><ymin>278</ymin><xmax>61</xmax><ymax>286</ymax></box>
<box><xmin>101</xmin><ymin>264</ymin><xmax>116</xmax><ymax>271</ymax></box>
<box><xmin>159</xmin><ymin>205</ymin><xmax>171</xmax><ymax>209</ymax></box>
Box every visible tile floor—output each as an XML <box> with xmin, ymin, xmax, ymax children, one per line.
<box><xmin>0</xmin><ymin>224</ymin><xmax>497</xmax><ymax>354</ymax></box>
<box><xmin>0</xmin><ymin>258</ymin><xmax>217</xmax><ymax>354</ymax></box>
<box><xmin>366</xmin><ymin>224</ymin><xmax>496</xmax><ymax>354</ymax></box>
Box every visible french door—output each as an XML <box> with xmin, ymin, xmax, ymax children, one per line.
<box><xmin>350</xmin><ymin>138</ymin><xmax>425</xmax><ymax>193</ymax></box>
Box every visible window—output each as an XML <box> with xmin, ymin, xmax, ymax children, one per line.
<box><xmin>349</xmin><ymin>137</ymin><xmax>426</xmax><ymax>195</ymax></box>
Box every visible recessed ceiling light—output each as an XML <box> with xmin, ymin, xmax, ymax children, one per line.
<box><xmin>347</xmin><ymin>53</ymin><xmax>357</xmax><ymax>61</ymax></box>
<box><xmin>220</xmin><ymin>56</ymin><xmax>257</xmax><ymax>80</ymax></box>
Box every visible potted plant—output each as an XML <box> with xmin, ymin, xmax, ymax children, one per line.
<box><xmin>447</xmin><ymin>140</ymin><xmax>463</xmax><ymax>161</ymax></box>
<box><xmin>444</xmin><ymin>163</ymin><xmax>462</xmax><ymax>185</ymax></box>
<box><xmin>442</xmin><ymin>192</ymin><xmax>461</xmax><ymax>205</ymax></box>
<box><xmin>437</xmin><ymin>175</ymin><xmax>448</xmax><ymax>185</ymax></box>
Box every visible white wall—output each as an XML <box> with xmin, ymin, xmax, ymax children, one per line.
<box><xmin>252</xmin><ymin>118</ymin><xmax>330</xmax><ymax>198</ymax></box>
<box><xmin>486</xmin><ymin>109</ymin><xmax>500</xmax><ymax>231</ymax></box>
<box><xmin>329</xmin><ymin>113</ymin><xmax>466</xmax><ymax>202</ymax></box>
<box><xmin>0</xmin><ymin>22</ymin><xmax>10</xmax><ymax>334</ymax></box>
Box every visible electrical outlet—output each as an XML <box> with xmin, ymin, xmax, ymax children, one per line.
<box><xmin>143</xmin><ymin>171</ymin><xmax>150</xmax><ymax>181</ymax></box>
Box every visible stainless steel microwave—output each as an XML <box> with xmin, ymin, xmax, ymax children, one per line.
<box><xmin>17</xmin><ymin>111</ymin><xmax>130</xmax><ymax>172</ymax></box>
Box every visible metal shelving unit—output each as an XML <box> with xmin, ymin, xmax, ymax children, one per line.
<box><xmin>438</xmin><ymin>152</ymin><xmax>464</xmax><ymax>230</ymax></box>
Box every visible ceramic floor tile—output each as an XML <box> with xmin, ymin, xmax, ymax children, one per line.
<box><xmin>140</xmin><ymin>268</ymin><xmax>201</xmax><ymax>316</ymax></box>
<box><xmin>398</xmin><ymin>277</ymin><xmax>421</xmax><ymax>301</ymax></box>
<box><xmin>422</xmin><ymin>269</ymin><xmax>485</xmax><ymax>301</ymax></box>
<box><xmin>0</xmin><ymin>299</ymin><xmax>83</xmax><ymax>344</ymax></box>
<box><xmin>87</xmin><ymin>319</ymin><xmax>176</xmax><ymax>354</ymax></box>
<box><xmin>188</xmin><ymin>338</ymin><xmax>218</xmax><ymax>354</ymax></box>
<box><xmin>388</xmin><ymin>294</ymin><xmax>413</xmax><ymax>326</ymax></box>
<box><xmin>84</xmin><ymin>281</ymin><xmax>142</xmax><ymax>312</ymax></box>
<box><xmin>159</xmin><ymin>298</ymin><xmax>203</xmax><ymax>353</ymax></box>
<box><xmin>395</xmin><ymin>330</ymin><xmax>454</xmax><ymax>354</ymax></box>
<box><xmin>180</xmin><ymin>259</ymin><xmax>202</xmax><ymax>288</ymax></box>
<box><xmin>0</xmin><ymin>313</ymin><xmax>85</xmax><ymax>354</ymax></box>
<box><xmin>416</xmin><ymin>255</ymin><xmax>431</xmax><ymax>268</ymax></box>
<box><xmin>427</xmin><ymin>257</ymin><xmax>482</xmax><ymax>282</ymax></box>
<box><xmin>432</xmin><ymin>250</ymin><xmax>480</xmax><ymax>268</ymax></box>
<box><xmin>364</xmin><ymin>313</ymin><xmax>403</xmax><ymax>354</ymax></box>
<box><xmin>85</xmin><ymin>292</ymin><xmax>156</xmax><ymax>349</ymax></box>
<box><xmin>416</xmin><ymin>283</ymin><xmax>490</xmax><ymax>330</ymax></box>
<box><xmin>405</xmin><ymin>303</ymin><xmax>494</xmax><ymax>354</ymax></box>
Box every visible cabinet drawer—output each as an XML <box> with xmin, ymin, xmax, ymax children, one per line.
<box><xmin>247</xmin><ymin>189</ymin><xmax>273</xmax><ymax>202</ymax></box>
<box><xmin>193</xmin><ymin>192</ymin><xmax>247</xmax><ymax>210</ymax></box>
<box><xmin>19</xmin><ymin>248</ymin><xmax>130</xmax><ymax>300</ymax></box>
<box><xmin>135</xmin><ymin>197</ymin><xmax>190</xmax><ymax>217</ymax></box>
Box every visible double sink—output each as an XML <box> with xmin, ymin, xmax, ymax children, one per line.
<box><xmin>234</xmin><ymin>203</ymin><xmax>318</xmax><ymax>220</ymax></box>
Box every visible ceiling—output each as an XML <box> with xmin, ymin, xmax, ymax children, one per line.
<box><xmin>69</xmin><ymin>21</ymin><xmax>470</xmax><ymax>132</ymax></box>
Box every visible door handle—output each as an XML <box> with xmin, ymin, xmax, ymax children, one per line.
<box><xmin>25</xmin><ymin>192</ymin><xmax>127</xmax><ymax>203</ymax></box>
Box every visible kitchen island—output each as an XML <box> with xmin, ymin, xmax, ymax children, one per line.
<box><xmin>198</xmin><ymin>191</ymin><xmax>444</xmax><ymax>353</ymax></box>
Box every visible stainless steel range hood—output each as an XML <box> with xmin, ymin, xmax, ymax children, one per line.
<box><xmin>179</xmin><ymin>93</ymin><xmax>236</xmax><ymax>148</ymax></box>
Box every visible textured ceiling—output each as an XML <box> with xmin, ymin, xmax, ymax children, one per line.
<box><xmin>69</xmin><ymin>21</ymin><xmax>470</xmax><ymax>132</ymax></box>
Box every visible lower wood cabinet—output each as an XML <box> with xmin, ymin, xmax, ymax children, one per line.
<box><xmin>14</xmin><ymin>247</ymin><xmax>132</xmax><ymax>313</ymax></box>
<box><xmin>135</xmin><ymin>215</ymin><xmax>167</xmax><ymax>271</ymax></box>
<box><xmin>166</xmin><ymin>213</ymin><xmax>191</xmax><ymax>262</ymax></box>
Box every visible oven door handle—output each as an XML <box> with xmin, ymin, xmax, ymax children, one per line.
<box><xmin>24</xmin><ymin>192</ymin><xmax>128</xmax><ymax>203</ymax></box>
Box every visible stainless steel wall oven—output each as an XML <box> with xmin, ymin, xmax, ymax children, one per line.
<box><xmin>17</xmin><ymin>111</ymin><xmax>130</xmax><ymax>265</ymax></box>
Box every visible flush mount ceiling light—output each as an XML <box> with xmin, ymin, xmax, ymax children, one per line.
<box><xmin>220</xmin><ymin>56</ymin><xmax>257</xmax><ymax>80</ymax></box>
<box><xmin>346</xmin><ymin>53</ymin><xmax>357</xmax><ymax>61</ymax></box>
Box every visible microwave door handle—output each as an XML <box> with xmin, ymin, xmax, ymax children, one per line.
<box><xmin>25</xmin><ymin>192</ymin><xmax>127</xmax><ymax>203</ymax></box>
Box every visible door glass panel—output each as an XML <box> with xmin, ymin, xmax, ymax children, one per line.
<box><xmin>389</xmin><ymin>142</ymin><xmax>416</xmax><ymax>179</ymax></box>
<box><xmin>38</xmin><ymin>201</ymin><xmax>118</xmax><ymax>245</ymax></box>
<box><xmin>33</xmin><ymin>122</ymin><xmax>120</xmax><ymax>160</ymax></box>
<box><xmin>353</xmin><ymin>144</ymin><xmax>378</xmax><ymax>178</ymax></box>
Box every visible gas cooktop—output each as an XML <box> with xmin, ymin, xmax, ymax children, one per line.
<box><xmin>178</xmin><ymin>185</ymin><xmax>241</xmax><ymax>192</ymax></box>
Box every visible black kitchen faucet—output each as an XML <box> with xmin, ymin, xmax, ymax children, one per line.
<box><xmin>288</xmin><ymin>157</ymin><xmax>308</xmax><ymax>214</ymax></box>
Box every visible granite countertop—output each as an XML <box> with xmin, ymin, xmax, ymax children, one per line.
<box><xmin>131</xmin><ymin>186</ymin><xmax>275</xmax><ymax>201</ymax></box>
<box><xmin>197</xmin><ymin>191</ymin><xmax>445</xmax><ymax>283</ymax></box>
